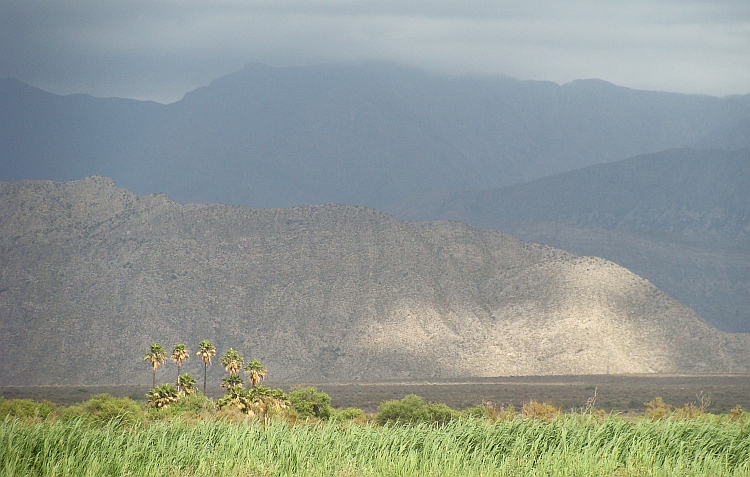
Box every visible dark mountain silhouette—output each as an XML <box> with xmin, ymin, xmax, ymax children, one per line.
<box><xmin>0</xmin><ymin>177</ymin><xmax>748</xmax><ymax>385</ymax></box>
<box><xmin>389</xmin><ymin>148</ymin><xmax>750</xmax><ymax>333</ymax></box>
<box><xmin>2</xmin><ymin>63</ymin><xmax>748</xmax><ymax>208</ymax></box>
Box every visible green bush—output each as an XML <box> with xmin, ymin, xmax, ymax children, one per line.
<box><xmin>376</xmin><ymin>394</ymin><xmax>428</xmax><ymax>424</ymax></box>
<box><xmin>62</xmin><ymin>393</ymin><xmax>143</xmax><ymax>425</ymax></box>
<box><xmin>463</xmin><ymin>405</ymin><xmax>486</xmax><ymax>419</ymax></box>
<box><xmin>424</xmin><ymin>402</ymin><xmax>460</xmax><ymax>424</ymax></box>
<box><xmin>173</xmin><ymin>392</ymin><xmax>214</xmax><ymax>415</ymax></box>
<box><xmin>0</xmin><ymin>397</ymin><xmax>57</xmax><ymax>420</ymax></box>
<box><xmin>288</xmin><ymin>386</ymin><xmax>332</xmax><ymax>419</ymax></box>
<box><xmin>334</xmin><ymin>407</ymin><xmax>366</xmax><ymax>421</ymax></box>
<box><xmin>375</xmin><ymin>394</ymin><xmax>459</xmax><ymax>425</ymax></box>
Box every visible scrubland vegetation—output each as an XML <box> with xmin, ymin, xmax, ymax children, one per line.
<box><xmin>2</xmin><ymin>390</ymin><xmax>749</xmax><ymax>477</ymax></box>
<box><xmin>3</xmin><ymin>342</ymin><xmax>748</xmax><ymax>476</ymax></box>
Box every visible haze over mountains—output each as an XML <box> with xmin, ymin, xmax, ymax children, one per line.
<box><xmin>1</xmin><ymin>177</ymin><xmax>747</xmax><ymax>386</ymax></box>
<box><xmin>2</xmin><ymin>63</ymin><xmax>749</xmax><ymax>209</ymax></box>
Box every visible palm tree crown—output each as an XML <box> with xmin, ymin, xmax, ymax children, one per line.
<box><xmin>177</xmin><ymin>373</ymin><xmax>198</xmax><ymax>396</ymax></box>
<box><xmin>220</xmin><ymin>348</ymin><xmax>244</xmax><ymax>376</ymax></box>
<box><xmin>197</xmin><ymin>340</ymin><xmax>216</xmax><ymax>364</ymax></box>
<box><xmin>245</xmin><ymin>360</ymin><xmax>267</xmax><ymax>387</ymax></box>
<box><xmin>147</xmin><ymin>383</ymin><xmax>179</xmax><ymax>408</ymax></box>
<box><xmin>144</xmin><ymin>343</ymin><xmax>167</xmax><ymax>389</ymax></box>
<box><xmin>221</xmin><ymin>374</ymin><xmax>244</xmax><ymax>390</ymax></box>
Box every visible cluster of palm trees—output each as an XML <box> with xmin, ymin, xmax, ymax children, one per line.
<box><xmin>143</xmin><ymin>341</ymin><xmax>268</xmax><ymax>408</ymax></box>
<box><xmin>143</xmin><ymin>341</ymin><xmax>216</xmax><ymax>403</ymax></box>
<box><xmin>218</xmin><ymin>347</ymin><xmax>267</xmax><ymax>390</ymax></box>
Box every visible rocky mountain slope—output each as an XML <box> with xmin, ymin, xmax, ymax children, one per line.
<box><xmin>390</xmin><ymin>148</ymin><xmax>750</xmax><ymax>333</ymax></box>
<box><xmin>1</xmin><ymin>177</ymin><xmax>747</xmax><ymax>385</ymax></box>
<box><xmin>2</xmin><ymin>63</ymin><xmax>749</xmax><ymax>209</ymax></box>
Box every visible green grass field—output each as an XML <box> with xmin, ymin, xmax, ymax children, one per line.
<box><xmin>3</xmin><ymin>415</ymin><xmax>750</xmax><ymax>476</ymax></box>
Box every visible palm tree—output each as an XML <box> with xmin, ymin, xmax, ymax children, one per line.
<box><xmin>177</xmin><ymin>373</ymin><xmax>198</xmax><ymax>396</ymax></box>
<box><xmin>244</xmin><ymin>360</ymin><xmax>267</xmax><ymax>387</ymax></box>
<box><xmin>171</xmin><ymin>344</ymin><xmax>190</xmax><ymax>384</ymax></box>
<box><xmin>220</xmin><ymin>374</ymin><xmax>244</xmax><ymax>390</ymax></box>
<box><xmin>196</xmin><ymin>340</ymin><xmax>216</xmax><ymax>395</ymax></box>
<box><xmin>147</xmin><ymin>383</ymin><xmax>179</xmax><ymax>408</ymax></box>
<box><xmin>220</xmin><ymin>348</ymin><xmax>244</xmax><ymax>376</ymax></box>
<box><xmin>144</xmin><ymin>343</ymin><xmax>167</xmax><ymax>389</ymax></box>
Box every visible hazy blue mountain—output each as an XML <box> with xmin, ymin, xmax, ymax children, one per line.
<box><xmin>2</xmin><ymin>64</ymin><xmax>748</xmax><ymax>208</ymax></box>
<box><xmin>0</xmin><ymin>77</ymin><xmax>164</xmax><ymax>183</ymax></box>
<box><xmin>1</xmin><ymin>177</ymin><xmax>747</xmax><ymax>385</ymax></box>
<box><xmin>389</xmin><ymin>148</ymin><xmax>750</xmax><ymax>333</ymax></box>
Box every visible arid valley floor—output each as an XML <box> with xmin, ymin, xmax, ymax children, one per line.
<box><xmin>4</xmin><ymin>374</ymin><xmax>749</xmax><ymax>414</ymax></box>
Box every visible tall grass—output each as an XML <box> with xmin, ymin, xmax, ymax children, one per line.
<box><xmin>2</xmin><ymin>415</ymin><xmax>749</xmax><ymax>476</ymax></box>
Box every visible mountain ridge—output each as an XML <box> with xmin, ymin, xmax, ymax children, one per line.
<box><xmin>2</xmin><ymin>63</ymin><xmax>749</xmax><ymax>208</ymax></box>
<box><xmin>1</xmin><ymin>177</ymin><xmax>747</xmax><ymax>385</ymax></box>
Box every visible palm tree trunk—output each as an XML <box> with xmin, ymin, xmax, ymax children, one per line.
<box><xmin>152</xmin><ymin>367</ymin><xmax>156</xmax><ymax>389</ymax></box>
<box><xmin>203</xmin><ymin>362</ymin><xmax>208</xmax><ymax>395</ymax></box>
<box><xmin>177</xmin><ymin>364</ymin><xmax>181</xmax><ymax>385</ymax></box>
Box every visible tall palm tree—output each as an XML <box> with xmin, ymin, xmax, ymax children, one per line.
<box><xmin>244</xmin><ymin>360</ymin><xmax>267</xmax><ymax>388</ymax></box>
<box><xmin>144</xmin><ymin>343</ymin><xmax>167</xmax><ymax>389</ymax></box>
<box><xmin>220</xmin><ymin>348</ymin><xmax>244</xmax><ymax>376</ymax></box>
<box><xmin>196</xmin><ymin>340</ymin><xmax>216</xmax><ymax>395</ymax></box>
<box><xmin>171</xmin><ymin>344</ymin><xmax>190</xmax><ymax>384</ymax></box>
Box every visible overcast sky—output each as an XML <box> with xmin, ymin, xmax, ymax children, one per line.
<box><xmin>2</xmin><ymin>0</ymin><xmax>748</xmax><ymax>103</ymax></box>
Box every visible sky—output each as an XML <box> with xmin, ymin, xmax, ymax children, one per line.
<box><xmin>1</xmin><ymin>0</ymin><xmax>748</xmax><ymax>103</ymax></box>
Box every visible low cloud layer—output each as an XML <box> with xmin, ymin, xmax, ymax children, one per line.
<box><xmin>2</xmin><ymin>0</ymin><xmax>748</xmax><ymax>102</ymax></box>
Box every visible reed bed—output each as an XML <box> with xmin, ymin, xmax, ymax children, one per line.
<box><xmin>2</xmin><ymin>416</ymin><xmax>749</xmax><ymax>476</ymax></box>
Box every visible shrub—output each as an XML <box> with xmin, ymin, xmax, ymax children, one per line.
<box><xmin>522</xmin><ymin>400</ymin><xmax>560</xmax><ymax>421</ymax></box>
<box><xmin>0</xmin><ymin>397</ymin><xmax>57</xmax><ymax>421</ymax></box>
<box><xmin>288</xmin><ymin>386</ymin><xmax>332</xmax><ymax>420</ymax></box>
<box><xmin>376</xmin><ymin>394</ymin><xmax>429</xmax><ymax>424</ymax></box>
<box><xmin>674</xmin><ymin>403</ymin><xmax>708</xmax><ymax>420</ymax></box>
<box><xmin>334</xmin><ymin>407</ymin><xmax>366</xmax><ymax>421</ymax></box>
<box><xmin>464</xmin><ymin>405</ymin><xmax>486</xmax><ymax>419</ymax></box>
<box><xmin>425</xmin><ymin>402</ymin><xmax>460</xmax><ymax>424</ymax></box>
<box><xmin>644</xmin><ymin>396</ymin><xmax>672</xmax><ymax>421</ymax></box>
<box><xmin>375</xmin><ymin>394</ymin><xmax>459</xmax><ymax>425</ymax></box>
<box><xmin>729</xmin><ymin>405</ymin><xmax>745</xmax><ymax>422</ymax></box>
<box><xmin>466</xmin><ymin>401</ymin><xmax>516</xmax><ymax>422</ymax></box>
<box><xmin>62</xmin><ymin>393</ymin><xmax>143</xmax><ymax>425</ymax></box>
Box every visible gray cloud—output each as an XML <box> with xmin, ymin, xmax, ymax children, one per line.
<box><xmin>1</xmin><ymin>0</ymin><xmax>748</xmax><ymax>102</ymax></box>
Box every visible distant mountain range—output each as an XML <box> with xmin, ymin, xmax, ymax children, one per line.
<box><xmin>1</xmin><ymin>177</ymin><xmax>747</xmax><ymax>385</ymax></box>
<box><xmin>2</xmin><ymin>63</ymin><xmax>749</xmax><ymax>378</ymax></box>
<box><xmin>2</xmin><ymin>63</ymin><xmax>749</xmax><ymax>209</ymax></box>
<box><xmin>390</xmin><ymin>148</ymin><xmax>750</xmax><ymax>333</ymax></box>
